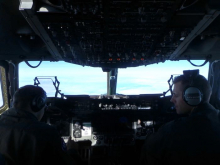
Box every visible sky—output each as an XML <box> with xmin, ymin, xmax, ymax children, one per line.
<box><xmin>117</xmin><ymin>61</ymin><xmax>209</xmax><ymax>95</ymax></box>
<box><xmin>0</xmin><ymin>60</ymin><xmax>209</xmax><ymax>106</ymax></box>
<box><xmin>17</xmin><ymin>60</ymin><xmax>209</xmax><ymax>98</ymax></box>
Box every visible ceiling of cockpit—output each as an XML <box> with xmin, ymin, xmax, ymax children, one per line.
<box><xmin>0</xmin><ymin>0</ymin><xmax>220</xmax><ymax>68</ymax></box>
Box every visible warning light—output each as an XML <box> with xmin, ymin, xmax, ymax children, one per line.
<box><xmin>109</xmin><ymin>58</ymin><xmax>113</xmax><ymax>61</ymax></box>
<box><xmin>141</xmin><ymin>58</ymin><xmax>144</xmax><ymax>61</ymax></box>
<box><xmin>132</xmin><ymin>58</ymin><xmax>136</xmax><ymax>61</ymax></box>
<box><xmin>117</xmin><ymin>58</ymin><xmax>121</xmax><ymax>61</ymax></box>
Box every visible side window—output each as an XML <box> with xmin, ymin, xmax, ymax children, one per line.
<box><xmin>0</xmin><ymin>66</ymin><xmax>9</xmax><ymax>114</ymax></box>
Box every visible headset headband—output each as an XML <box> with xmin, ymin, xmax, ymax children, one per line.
<box><xmin>183</xmin><ymin>69</ymin><xmax>199</xmax><ymax>84</ymax></box>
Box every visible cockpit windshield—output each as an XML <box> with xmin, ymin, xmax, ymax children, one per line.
<box><xmin>19</xmin><ymin>60</ymin><xmax>209</xmax><ymax>97</ymax></box>
<box><xmin>19</xmin><ymin>62</ymin><xmax>107</xmax><ymax>96</ymax></box>
<box><xmin>117</xmin><ymin>60</ymin><xmax>209</xmax><ymax>95</ymax></box>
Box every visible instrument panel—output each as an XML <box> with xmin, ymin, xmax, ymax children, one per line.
<box><xmin>45</xmin><ymin>94</ymin><xmax>175</xmax><ymax>142</ymax></box>
<box><xmin>44</xmin><ymin>94</ymin><xmax>177</xmax><ymax>164</ymax></box>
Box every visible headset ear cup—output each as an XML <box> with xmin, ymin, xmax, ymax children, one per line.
<box><xmin>31</xmin><ymin>95</ymin><xmax>46</xmax><ymax>112</ymax></box>
<box><xmin>183</xmin><ymin>86</ymin><xmax>203</xmax><ymax>106</ymax></box>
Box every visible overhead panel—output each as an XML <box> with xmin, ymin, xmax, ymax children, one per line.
<box><xmin>19</xmin><ymin>0</ymin><xmax>212</xmax><ymax>68</ymax></box>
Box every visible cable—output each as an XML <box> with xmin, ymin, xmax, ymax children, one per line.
<box><xmin>25</xmin><ymin>60</ymin><xmax>43</xmax><ymax>68</ymax></box>
<box><xmin>7</xmin><ymin>60</ymin><xmax>16</xmax><ymax>68</ymax></box>
<box><xmin>6</xmin><ymin>60</ymin><xmax>16</xmax><ymax>80</ymax></box>
<box><xmin>210</xmin><ymin>60</ymin><xmax>220</xmax><ymax>89</ymax></box>
<box><xmin>186</xmin><ymin>55</ymin><xmax>212</xmax><ymax>67</ymax></box>
<box><xmin>179</xmin><ymin>0</ymin><xmax>199</xmax><ymax>11</ymax></box>
<box><xmin>187</xmin><ymin>59</ymin><xmax>209</xmax><ymax>67</ymax></box>
<box><xmin>210</xmin><ymin>61</ymin><xmax>215</xmax><ymax>89</ymax></box>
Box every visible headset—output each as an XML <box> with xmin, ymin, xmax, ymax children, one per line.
<box><xmin>30</xmin><ymin>92</ymin><xmax>47</xmax><ymax>112</ymax></box>
<box><xmin>182</xmin><ymin>69</ymin><xmax>203</xmax><ymax>106</ymax></box>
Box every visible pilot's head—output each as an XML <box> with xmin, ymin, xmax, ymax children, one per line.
<box><xmin>13</xmin><ymin>85</ymin><xmax>47</xmax><ymax>121</ymax></box>
<box><xmin>170</xmin><ymin>74</ymin><xmax>211</xmax><ymax>115</ymax></box>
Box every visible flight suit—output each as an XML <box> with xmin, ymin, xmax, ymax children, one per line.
<box><xmin>0</xmin><ymin>108</ymin><xmax>76</xmax><ymax>165</ymax></box>
<box><xmin>141</xmin><ymin>103</ymin><xmax>220</xmax><ymax>165</ymax></box>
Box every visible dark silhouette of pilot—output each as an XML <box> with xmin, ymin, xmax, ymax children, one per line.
<box><xmin>141</xmin><ymin>71</ymin><xmax>220</xmax><ymax>165</ymax></box>
<box><xmin>0</xmin><ymin>85</ymin><xmax>78</xmax><ymax>165</ymax></box>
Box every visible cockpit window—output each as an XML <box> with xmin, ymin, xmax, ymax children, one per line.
<box><xmin>19</xmin><ymin>60</ymin><xmax>209</xmax><ymax>96</ymax></box>
<box><xmin>117</xmin><ymin>60</ymin><xmax>209</xmax><ymax>95</ymax></box>
<box><xmin>19</xmin><ymin>61</ymin><xmax>107</xmax><ymax>96</ymax></box>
